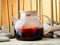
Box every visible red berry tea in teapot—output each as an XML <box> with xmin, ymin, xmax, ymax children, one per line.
<box><xmin>15</xmin><ymin>26</ymin><xmax>43</xmax><ymax>41</ymax></box>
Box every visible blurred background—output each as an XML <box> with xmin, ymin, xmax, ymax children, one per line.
<box><xmin>0</xmin><ymin>0</ymin><xmax>60</xmax><ymax>33</ymax></box>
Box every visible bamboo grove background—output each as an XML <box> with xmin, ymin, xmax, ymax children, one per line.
<box><xmin>0</xmin><ymin>0</ymin><xmax>60</xmax><ymax>32</ymax></box>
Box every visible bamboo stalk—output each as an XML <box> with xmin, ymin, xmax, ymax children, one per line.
<box><xmin>11</xmin><ymin>0</ymin><xmax>14</xmax><ymax>25</ymax></box>
<box><xmin>51</xmin><ymin>0</ymin><xmax>54</xmax><ymax>26</ymax></box>
<box><xmin>36</xmin><ymin>0</ymin><xmax>40</xmax><ymax>19</ymax></box>
<box><xmin>39</xmin><ymin>0</ymin><xmax>42</xmax><ymax>20</ymax></box>
<box><xmin>7</xmin><ymin>0</ymin><xmax>11</xmax><ymax>32</ymax></box>
<box><xmin>0</xmin><ymin>0</ymin><xmax>2</xmax><ymax>30</ymax></box>
<box><xmin>55</xmin><ymin>0</ymin><xmax>58</xmax><ymax>24</ymax></box>
<box><xmin>11</xmin><ymin>0</ymin><xmax>13</xmax><ymax>16</ymax></box>
<box><xmin>50</xmin><ymin>0</ymin><xmax>54</xmax><ymax>35</ymax></box>
<box><xmin>0</xmin><ymin>0</ymin><xmax>1</xmax><ymax>26</ymax></box>
<box><xmin>30</xmin><ymin>0</ymin><xmax>32</xmax><ymax>10</ymax></box>
<box><xmin>36</xmin><ymin>0</ymin><xmax>43</xmax><ymax>23</ymax></box>
<box><xmin>41</xmin><ymin>0</ymin><xmax>44</xmax><ymax>23</ymax></box>
<box><xmin>59</xmin><ymin>0</ymin><xmax>60</xmax><ymax>23</ymax></box>
<box><xmin>36</xmin><ymin>0</ymin><xmax>38</xmax><ymax>11</ymax></box>
<box><xmin>36</xmin><ymin>0</ymin><xmax>39</xmax><ymax>19</ymax></box>
<box><xmin>18</xmin><ymin>0</ymin><xmax>20</xmax><ymax>18</ymax></box>
<box><xmin>39</xmin><ymin>0</ymin><xmax>44</xmax><ymax>23</ymax></box>
<box><xmin>37</xmin><ymin>0</ymin><xmax>39</xmax><ymax>19</ymax></box>
<box><xmin>23</xmin><ymin>0</ymin><xmax>24</xmax><ymax>11</ymax></box>
<box><xmin>1</xmin><ymin>0</ymin><xmax>2</xmax><ymax>26</ymax></box>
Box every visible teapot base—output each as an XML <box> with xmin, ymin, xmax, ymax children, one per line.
<box><xmin>16</xmin><ymin>37</ymin><xmax>43</xmax><ymax>41</ymax></box>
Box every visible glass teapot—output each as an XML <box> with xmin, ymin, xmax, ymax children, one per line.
<box><xmin>12</xmin><ymin>11</ymin><xmax>51</xmax><ymax>41</ymax></box>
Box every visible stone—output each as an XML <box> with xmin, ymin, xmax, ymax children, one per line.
<box><xmin>0</xmin><ymin>33</ymin><xmax>15</xmax><ymax>39</ymax></box>
<box><xmin>0</xmin><ymin>36</ymin><xmax>9</xmax><ymax>42</ymax></box>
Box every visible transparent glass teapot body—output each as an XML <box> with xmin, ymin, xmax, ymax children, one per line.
<box><xmin>13</xmin><ymin>11</ymin><xmax>51</xmax><ymax>41</ymax></box>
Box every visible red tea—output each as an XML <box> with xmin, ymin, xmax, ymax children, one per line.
<box><xmin>15</xmin><ymin>27</ymin><xmax>43</xmax><ymax>41</ymax></box>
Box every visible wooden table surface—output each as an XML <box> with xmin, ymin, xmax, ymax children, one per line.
<box><xmin>0</xmin><ymin>38</ymin><xmax>60</xmax><ymax>45</ymax></box>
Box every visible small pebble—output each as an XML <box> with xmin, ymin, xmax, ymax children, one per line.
<box><xmin>0</xmin><ymin>36</ymin><xmax>9</xmax><ymax>42</ymax></box>
<box><xmin>53</xmin><ymin>35</ymin><xmax>58</xmax><ymax>39</ymax></box>
<box><xmin>0</xmin><ymin>33</ymin><xmax>14</xmax><ymax>39</ymax></box>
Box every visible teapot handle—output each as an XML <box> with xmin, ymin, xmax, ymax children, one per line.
<box><xmin>38</xmin><ymin>15</ymin><xmax>52</xmax><ymax>35</ymax></box>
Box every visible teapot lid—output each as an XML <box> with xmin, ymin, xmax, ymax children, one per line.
<box><xmin>19</xmin><ymin>10</ymin><xmax>37</xmax><ymax>14</ymax></box>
